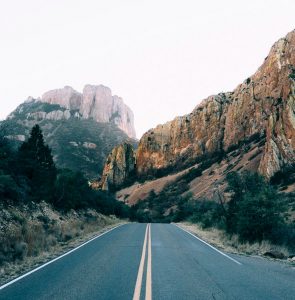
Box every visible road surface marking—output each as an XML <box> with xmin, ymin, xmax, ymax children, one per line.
<box><xmin>133</xmin><ymin>224</ymin><xmax>149</xmax><ymax>300</ymax></box>
<box><xmin>146</xmin><ymin>224</ymin><xmax>152</xmax><ymax>300</ymax></box>
<box><xmin>0</xmin><ymin>223</ymin><xmax>125</xmax><ymax>290</ymax></box>
<box><xmin>174</xmin><ymin>224</ymin><xmax>242</xmax><ymax>265</ymax></box>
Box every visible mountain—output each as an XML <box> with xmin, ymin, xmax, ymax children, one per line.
<box><xmin>2</xmin><ymin>85</ymin><xmax>137</xmax><ymax>179</ymax></box>
<box><xmin>99</xmin><ymin>30</ymin><xmax>295</xmax><ymax>202</ymax></box>
<box><xmin>41</xmin><ymin>85</ymin><xmax>136</xmax><ymax>139</ymax></box>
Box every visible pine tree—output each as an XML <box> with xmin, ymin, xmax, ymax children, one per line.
<box><xmin>18</xmin><ymin>124</ymin><xmax>56</xmax><ymax>202</ymax></box>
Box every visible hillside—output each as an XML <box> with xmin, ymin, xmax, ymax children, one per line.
<box><xmin>1</xmin><ymin>85</ymin><xmax>137</xmax><ymax>179</ymax></box>
<box><xmin>100</xmin><ymin>30</ymin><xmax>295</xmax><ymax>200</ymax></box>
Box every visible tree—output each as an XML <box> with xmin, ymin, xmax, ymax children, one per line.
<box><xmin>18</xmin><ymin>124</ymin><xmax>56</xmax><ymax>202</ymax></box>
<box><xmin>225</xmin><ymin>171</ymin><xmax>286</xmax><ymax>242</ymax></box>
<box><xmin>54</xmin><ymin>169</ymin><xmax>92</xmax><ymax>210</ymax></box>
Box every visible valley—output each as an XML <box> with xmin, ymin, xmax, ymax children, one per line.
<box><xmin>1</xmin><ymin>28</ymin><xmax>295</xmax><ymax>299</ymax></box>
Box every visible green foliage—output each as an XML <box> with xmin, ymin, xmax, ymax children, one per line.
<box><xmin>0</xmin><ymin>174</ymin><xmax>20</xmax><ymax>202</ymax></box>
<box><xmin>18</xmin><ymin>125</ymin><xmax>57</xmax><ymax>202</ymax></box>
<box><xmin>0</xmin><ymin>124</ymin><xmax>129</xmax><ymax>219</ymax></box>
<box><xmin>270</xmin><ymin>164</ymin><xmax>295</xmax><ymax>187</ymax></box>
<box><xmin>179</xmin><ymin>167</ymin><xmax>202</xmax><ymax>183</ymax></box>
<box><xmin>289</xmin><ymin>68</ymin><xmax>295</xmax><ymax>80</ymax></box>
<box><xmin>53</xmin><ymin>169</ymin><xmax>92</xmax><ymax>210</ymax></box>
<box><xmin>131</xmin><ymin>168</ymin><xmax>294</xmax><ymax>250</ymax></box>
<box><xmin>1</xmin><ymin>99</ymin><xmax>137</xmax><ymax>178</ymax></box>
<box><xmin>187</xmin><ymin>200</ymin><xmax>224</xmax><ymax>229</ymax></box>
<box><xmin>225</xmin><ymin>171</ymin><xmax>287</xmax><ymax>243</ymax></box>
<box><xmin>130</xmin><ymin>180</ymin><xmax>190</xmax><ymax>223</ymax></box>
<box><xmin>53</xmin><ymin>168</ymin><xmax>130</xmax><ymax>217</ymax></box>
<box><xmin>14</xmin><ymin>102</ymin><xmax>65</xmax><ymax>118</ymax></box>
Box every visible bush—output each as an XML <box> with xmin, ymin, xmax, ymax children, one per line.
<box><xmin>180</xmin><ymin>168</ymin><xmax>202</xmax><ymax>183</ymax></box>
<box><xmin>53</xmin><ymin>168</ymin><xmax>130</xmax><ymax>218</ymax></box>
<box><xmin>186</xmin><ymin>200</ymin><xmax>224</xmax><ymax>229</ymax></box>
<box><xmin>0</xmin><ymin>174</ymin><xmax>20</xmax><ymax>203</ymax></box>
<box><xmin>270</xmin><ymin>164</ymin><xmax>295</xmax><ymax>186</ymax></box>
<box><xmin>225</xmin><ymin>171</ymin><xmax>287</xmax><ymax>243</ymax></box>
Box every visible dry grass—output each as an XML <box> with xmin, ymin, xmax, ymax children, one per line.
<box><xmin>0</xmin><ymin>203</ymin><xmax>126</xmax><ymax>285</ymax></box>
<box><xmin>116</xmin><ymin>171</ymin><xmax>187</xmax><ymax>205</ymax></box>
<box><xmin>178</xmin><ymin>222</ymin><xmax>293</xmax><ymax>260</ymax></box>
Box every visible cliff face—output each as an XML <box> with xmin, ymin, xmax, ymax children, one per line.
<box><xmin>41</xmin><ymin>84</ymin><xmax>136</xmax><ymax>138</ymax></box>
<box><xmin>99</xmin><ymin>143</ymin><xmax>135</xmax><ymax>191</ymax></box>
<box><xmin>136</xmin><ymin>30</ymin><xmax>295</xmax><ymax>178</ymax></box>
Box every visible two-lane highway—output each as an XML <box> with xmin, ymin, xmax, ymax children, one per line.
<box><xmin>1</xmin><ymin>223</ymin><xmax>295</xmax><ymax>299</ymax></box>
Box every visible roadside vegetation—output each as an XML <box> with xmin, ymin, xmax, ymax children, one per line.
<box><xmin>0</xmin><ymin>124</ymin><xmax>129</xmax><ymax>276</ymax></box>
<box><xmin>0</xmin><ymin>124</ymin><xmax>129</xmax><ymax>215</ymax></box>
<box><xmin>131</xmin><ymin>170</ymin><xmax>295</xmax><ymax>256</ymax></box>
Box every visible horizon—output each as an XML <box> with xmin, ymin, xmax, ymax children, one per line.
<box><xmin>1</xmin><ymin>0</ymin><xmax>295</xmax><ymax>138</ymax></box>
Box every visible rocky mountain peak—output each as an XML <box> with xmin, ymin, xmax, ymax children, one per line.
<box><xmin>41</xmin><ymin>86</ymin><xmax>82</xmax><ymax>111</ymax></box>
<box><xmin>40</xmin><ymin>84</ymin><xmax>136</xmax><ymax>138</ymax></box>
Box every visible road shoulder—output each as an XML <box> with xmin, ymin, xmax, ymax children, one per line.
<box><xmin>176</xmin><ymin>222</ymin><xmax>295</xmax><ymax>265</ymax></box>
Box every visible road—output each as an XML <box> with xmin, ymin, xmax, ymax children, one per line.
<box><xmin>0</xmin><ymin>223</ymin><xmax>294</xmax><ymax>299</ymax></box>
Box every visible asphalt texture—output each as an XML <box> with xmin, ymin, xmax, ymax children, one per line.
<box><xmin>0</xmin><ymin>223</ymin><xmax>294</xmax><ymax>300</ymax></box>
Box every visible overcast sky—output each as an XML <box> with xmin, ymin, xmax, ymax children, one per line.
<box><xmin>0</xmin><ymin>0</ymin><xmax>294</xmax><ymax>137</ymax></box>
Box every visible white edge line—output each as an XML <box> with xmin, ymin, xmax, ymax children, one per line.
<box><xmin>174</xmin><ymin>224</ymin><xmax>242</xmax><ymax>265</ymax></box>
<box><xmin>0</xmin><ymin>223</ymin><xmax>125</xmax><ymax>290</ymax></box>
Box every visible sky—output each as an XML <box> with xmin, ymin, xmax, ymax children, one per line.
<box><xmin>0</xmin><ymin>0</ymin><xmax>294</xmax><ymax>138</ymax></box>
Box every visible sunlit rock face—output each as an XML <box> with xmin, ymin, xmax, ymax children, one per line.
<box><xmin>99</xmin><ymin>142</ymin><xmax>136</xmax><ymax>191</ymax></box>
<box><xmin>41</xmin><ymin>86</ymin><xmax>82</xmax><ymax>110</ymax></box>
<box><xmin>136</xmin><ymin>30</ymin><xmax>295</xmax><ymax>178</ymax></box>
<box><xmin>41</xmin><ymin>84</ymin><xmax>136</xmax><ymax>138</ymax></box>
<box><xmin>80</xmin><ymin>85</ymin><xmax>136</xmax><ymax>139</ymax></box>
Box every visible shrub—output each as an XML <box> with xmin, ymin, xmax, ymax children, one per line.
<box><xmin>0</xmin><ymin>174</ymin><xmax>20</xmax><ymax>203</ymax></box>
<box><xmin>225</xmin><ymin>171</ymin><xmax>287</xmax><ymax>243</ymax></box>
<box><xmin>180</xmin><ymin>167</ymin><xmax>202</xmax><ymax>183</ymax></box>
<box><xmin>270</xmin><ymin>164</ymin><xmax>295</xmax><ymax>186</ymax></box>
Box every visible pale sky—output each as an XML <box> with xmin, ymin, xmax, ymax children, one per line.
<box><xmin>0</xmin><ymin>0</ymin><xmax>294</xmax><ymax>138</ymax></box>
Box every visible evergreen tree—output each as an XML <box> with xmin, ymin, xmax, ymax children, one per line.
<box><xmin>18</xmin><ymin>124</ymin><xmax>56</xmax><ymax>202</ymax></box>
<box><xmin>225</xmin><ymin>171</ymin><xmax>286</xmax><ymax>242</ymax></box>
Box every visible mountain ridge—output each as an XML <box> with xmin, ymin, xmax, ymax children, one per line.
<box><xmin>99</xmin><ymin>29</ymin><xmax>295</xmax><ymax>195</ymax></box>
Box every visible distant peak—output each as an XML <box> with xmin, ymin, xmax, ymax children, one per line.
<box><xmin>38</xmin><ymin>84</ymin><xmax>136</xmax><ymax>138</ymax></box>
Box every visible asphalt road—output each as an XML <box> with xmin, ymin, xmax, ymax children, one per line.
<box><xmin>0</xmin><ymin>223</ymin><xmax>294</xmax><ymax>300</ymax></box>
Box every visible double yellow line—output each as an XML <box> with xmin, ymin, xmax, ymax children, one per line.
<box><xmin>133</xmin><ymin>224</ymin><xmax>152</xmax><ymax>300</ymax></box>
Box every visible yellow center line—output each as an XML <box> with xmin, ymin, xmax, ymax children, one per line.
<box><xmin>133</xmin><ymin>224</ymin><xmax>149</xmax><ymax>300</ymax></box>
<box><xmin>146</xmin><ymin>224</ymin><xmax>152</xmax><ymax>300</ymax></box>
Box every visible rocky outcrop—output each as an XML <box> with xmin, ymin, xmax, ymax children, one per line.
<box><xmin>98</xmin><ymin>30</ymin><xmax>295</xmax><ymax>191</ymax></box>
<box><xmin>41</xmin><ymin>84</ymin><xmax>136</xmax><ymax>138</ymax></box>
<box><xmin>99</xmin><ymin>143</ymin><xmax>135</xmax><ymax>191</ymax></box>
<box><xmin>42</xmin><ymin>86</ymin><xmax>82</xmax><ymax>110</ymax></box>
<box><xmin>27</xmin><ymin>110</ymin><xmax>72</xmax><ymax>121</ymax></box>
<box><xmin>136</xmin><ymin>30</ymin><xmax>295</xmax><ymax>178</ymax></box>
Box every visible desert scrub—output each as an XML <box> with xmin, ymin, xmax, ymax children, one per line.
<box><xmin>0</xmin><ymin>202</ymin><xmax>120</xmax><ymax>268</ymax></box>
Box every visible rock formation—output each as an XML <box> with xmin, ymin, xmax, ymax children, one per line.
<box><xmin>41</xmin><ymin>84</ymin><xmax>136</xmax><ymax>138</ymax></box>
<box><xmin>100</xmin><ymin>30</ymin><xmax>295</xmax><ymax>191</ymax></box>
<box><xmin>41</xmin><ymin>86</ymin><xmax>82</xmax><ymax>110</ymax></box>
<box><xmin>137</xmin><ymin>30</ymin><xmax>295</xmax><ymax>178</ymax></box>
<box><xmin>99</xmin><ymin>143</ymin><xmax>136</xmax><ymax>190</ymax></box>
